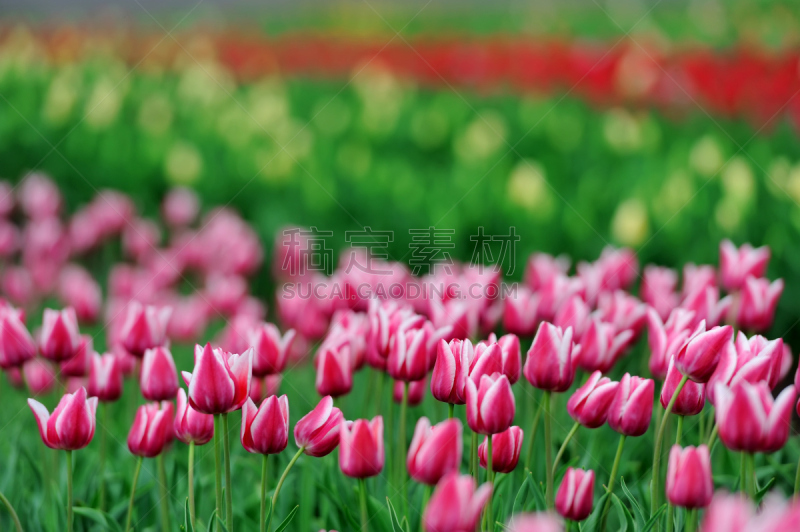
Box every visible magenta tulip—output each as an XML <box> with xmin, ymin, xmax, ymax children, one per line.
<box><xmin>699</xmin><ymin>493</ymin><xmax>753</xmax><ymax>532</ymax></box>
<box><xmin>183</xmin><ymin>343</ymin><xmax>252</xmax><ymax>414</ymax></box>
<box><xmin>466</xmin><ymin>373</ymin><xmax>515</xmax><ymax>435</ymax></box>
<box><xmin>387</xmin><ymin>318</ymin><xmax>429</xmax><ymax>382</ymax></box>
<box><xmin>646</xmin><ymin>307</ymin><xmax>696</xmax><ymax>380</ymax></box>
<box><xmin>641</xmin><ymin>266</ymin><xmax>680</xmax><ymax>321</ymax></box>
<box><xmin>0</xmin><ymin>306</ymin><xmax>36</xmax><ymax>369</ymax></box>
<box><xmin>714</xmin><ymin>382</ymin><xmax>796</xmax><ymax>453</ymax></box>
<box><xmin>422</xmin><ymin>473</ymin><xmax>491</xmax><ymax>532</ymax></box>
<box><xmin>736</xmin><ymin>277</ymin><xmax>783</xmax><ymax>333</ymax></box>
<box><xmin>23</xmin><ymin>358</ymin><xmax>57</xmax><ymax>395</ymax></box>
<box><xmin>241</xmin><ymin>395</ymin><xmax>289</xmax><ymax>455</ymax></box>
<box><xmin>60</xmin><ymin>335</ymin><xmax>92</xmax><ymax>377</ymax></box>
<box><xmin>555</xmin><ymin>467</ymin><xmax>595</xmax><ymax>521</ymax></box>
<box><xmin>478</xmin><ymin>425</ymin><xmax>523</xmax><ymax>473</ymax></box>
<box><xmin>88</xmin><ymin>352</ymin><xmax>123</xmax><ymax>402</ymax></box>
<box><xmin>315</xmin><ymin>344</ymin><xmax>352</xmax><ymax>398</ymax></box>
<box><xmin>249</xmin><ymin>322</ymin><xmax>295</xmax><ymax>377</ymax></box>
<box><xmin>503</xmin><ymin>285</ymin><xmax>540</xmax><ymax>336</ymax></box>
<box><xmin>407</xmin><ymin>417</ymin><xmax>463</xmax><ymax>485</ymax></box>
<box><xmin>608</xmin><ymin>373</ymin><xmax>654</xmax><ymax>437</ymax></box>
<box><xmin>567</xmin><ymin>370</ymin><xmax>619</xmax><ymax>428</ymax></box>
<box><xmin>719</xmin><ymin>240</ymin><xmax>770</xmax><ymax>292</ymax></box>
<box><xmin>666</xmin><ymin>445</ymin><xmax>713</xmax><ymax>509</ymax></box>
<box><xmin>39</xmin><ymin>307</ymin><xmax>81</xmax><ymax>362</ymax></box>
<box><xmin>119</xmin><ymin>301</ymin><xmax>171</xmax><ymax>357</ymax></box>
<box><xmin>507</xmin><ymin>513</ymin><xmax>563</xmax><ymax>532</ymax></box>
<box><xmin>674</xmin><ymin>324</ymin><xmax>733</xmax><ymax>383</ymax></box>
<box><xmin>523</xmin><ymin>322</ymin><xmax>578</xmax><ymax>392</ymax></box>
<box><xmin>393</xmin><ymin>378</ymin><xmax>427</xmax><ymax>406</ymax></box>
<box><xmin>660</xmin><ymin>356</ymin><xmax>705</xmax><ymax>416</ymax></box>
<box><xmin>339</xmin><ymin>416</ymin><xmax>384</xmax><ymax>478</ymax></box>
<box><xmin>28</xmin><ymin>387</ymin><xmax>97</xmax><ymax>450</ymax></box>
<box><xmin>294</xmin><ymin>396</ymin><xmax>345</xmax><ymax>457</ymax></box>
<box><xmin>577</xmin><ymin>317</ymin><xmax>633</xmax><ymax>373</ymax></box>
<box><xmin>431</xmin><ymin>338</ymin><xmax>501</xmax><ymax>405</ymax></box>
<box><xmin>141</xmin><ymin>346</ymin><xmax>178</xmax><ymax>401</ymax></box>
<box><xmin>707</xmin><ymin>333</ymin><xmax>782</xmax><ymax>404</ymax></box>
<box><xmin>174</xmin><ymin>388</ymin><xmax>214</xmax><ymax>445</ymax></box>
<box><xmin>128</xmin><ymin>401</ymin><xmax>174</xmax><ymax>457</ymax></box>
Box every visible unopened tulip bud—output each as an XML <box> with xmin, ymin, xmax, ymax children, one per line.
<box><xmin>466</xmin><ymin>373</ymin><xmax>515</xmax><ymax>435</ymax></box>
<box><xmin>714</xmin><ymin>382</ymin><xmax>796</xmax><ymax>453</ymax></box>
<box><xmin>524</xmin><ymin>322</ymin><xmax>578</xmax><ymax>392</ymax></box>
<box><xmin>387</xmin><ymin>318</ymin><xmax>429</xmax><ymax>382</ymax></box>
<box><xmin>29</xmin><ymin>387</ymin><xmax>97</xmax><ymax>450</ymax></box>
<box><xmin>608</xmin><ymin>373</ymin><xmax>654</xmax><ymax>437</ymax></box>
<box><xmin>422</xmin><ymin>473</ymin><xmax>491</xmax><ymax>532</ymax></box>
<box><xmin>141</xmin><ymin>346</ymin><xmax>178</xmax><ymax>401</ymax></box>
<box><xmin>339</xmin><ymin>417</ymin><xmax>384</xmax><ymax>479</ymax></box>
<box><xmin>577</xmin><ymin>317</ymin><xmax>633</xmax><ymax>374</ymax></box>
<box><xmin>183</xmin><ymin>343</ymin><xmax>252</xmax><ymax>414</ymax></box>
<box><xmin>666</xmin><ymin>445</ymin><xmax>713</xmax><ymax>509</ymax></box>
<box><xmin>315</xmin><ymin>345</ymin><xmax>352</xmax><ymax>398</ymax></box>
<box><xmin>60</xmin><ymin>335</ymin><xmax>92</xmax><ymax>377</ymax></box>
<box><xmin>0</xmin><ymin>307</ymin><xmax>36</xmax><ymax>369</ymax></box>
<box><xmin>119</xmin><ymin>301</ymin><xmax>171</xmax><ymax>357</ymax></box>
<box><xmin>174</xmin><ymin>389</ymin><xmax>214</xmax><ymax>445</ymax></box>
<box><xmin>503</xmin><ymin>286</ymin><xmax>540</xmax><ymax>336</ymax></box>
<box><xmin>128</xmin><ymin>401</ymin><xmax>174</xmax><ymax>457</ymax></box>
<box><xmin>39</xmin><ymin>308</ymin><xmax>81</xmax><ymax>362</ymax></box>
<box><xmin>736</xmin><ymin>277</ymin><xmax>783</xmax><ymax>333</ymax></box>
<box><xmin>674</xmin><ymin>324</ymin><xmax>733</xmax><ymax>383</ymax></box>
<box><xmin>24</xmin><ymin>358</ymin><xmax>57</xmax><ymax>395</ymax></box>
<box><xmin>294</xmin><ymin>396</ymin><xmax>345</xmax><ymax>457</ymax></box>
<box><xmin>646</xmin><ymin>307</ymin><xmax>696</xmax><ymax>380</ymax></box>
<box><xmin>661</xmin><ymin>356</ymin><xmax>705</xmax><ymax>416</ymax></box>
<box><xmin>567</xmin><ymin>370</ymin><xmax>619</xmax><ymax>428</ymax></box>
<box><xmin>241</xmin><ymin>395</ymin><xmax>289</xmax><ymax>455</ymax></box>
<box><xmin>478</xmin><ymin>425</ymin><xmax>523</xmax><ymax>473</ymax></box>
<box><xmin>88</xmin><ymin>353</ymin><xmax>123</xmax><ymax>402</ymax></box>
<box><xmin>407</xmin><ymin>417</ymin><xmax>462</xmax><ymax>485</ymax></box>
<box><xmin>250</xmin><ymin>323</ymin><xmax>295</xmax><ymax>377</ymax></box>
<box><xmin>555</xmin><ymin>467</ymin><xmax>595</xmax><ymax>521</ymax></box>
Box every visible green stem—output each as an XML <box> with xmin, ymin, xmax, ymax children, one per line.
<box><xmin>99</xmin><ymin>402</ymin><xmax>107</xmax><ymax>511</ymax></box>
<box><xmin>374</xmin><ymin>371</ymin><xmax>385</xmax><ymax>417</ymax></box>
<box><xmin>420</xmin><ymin>484</ymin><xmax>432</xmax><ymax>532</ymax></box>
<box><xmin>524</xmin><ymin>395</ymin><xmax>544</xmax><ymax>472</ymax></box>
<box><xmin>486</xmin><ymin>437</ymin><xmax>494</xmax><ymax>530</ymax></box>
<box><xmin>359</xmin><ymin>478</ymin><xmax>369</xmax><ymax>532</ymax></box>
<box><xmin>267</xmin><ymin>446</ymin><xmax>304</xmax><ymax>532</ymax></box>
<box><xmin>471</xmin><ymin>432</ymin><xmax>478</xmax><ymax>480</ymax></box>
<box><xmin>667</xmin><ymin>417</ymin><xmax>684</xmax><ymax>532</ymax></box>
<box><xmin>448</xmin><ymin>403</ymin><xmax>455</xmax><ymax>420</ymax></box>
<box><xmin>599</xmin><ymin>434</ymin><xmax>627</xmax><ymax>532</ymax></box>
<box><xmin>124</xmin><ymin>456</ymin><xmax>143</xmax><ymax>532</ymax></box>
<box><xmin>746</xmin><ymin>453</ymin><xmax>756</xmax><ymax>499</ymax></box>
<box><xmin>66</xmin><ymin>450</ymin><xmax>74</xmax><ymax>532</ymax></box>
<box><xmin>686</xmin><ymin>509</ymin><xmax>697</xmax><ymax>532</ymax></box>
<box><xmin>223</xmin><ymin>413</ymin><xmax>233</xmax><ymax>532</ymax></box>
<box><xmin>544</xmin><ymin>391</ymin><xmax>554</xmax><ymax>509</ymax></box>
<box><xmin>740</xmin><ymin>452</ymin><xmax>747</xmax><ymax>494</ymax></box>
<box><xmin>188</xmin><ymin>442</ymin><xmax>196</xmax><ymax>530</ymax></box>
<box><xmin>0</xmin><ymin>491</ymin><xmax>22</xmax><ymax>532</ymax></box>
<box><xmin>707</xmin><ymin>424</ymin><xmax>719</xmax><ymax>449</ymax></box>
<box><xmin>158</xmin><ymin>454</ymin><xmax>170</xmax><ymax>532</ymax></box>
<box><xmin>399</xmin><ymin>381</ymin><xmax>409</xmax><ymax>520</ymax></box>
<box><xmin>214</xmin><ymin>415</ymin><xmax>223</xmax><ymax>532</ymax></box>
<box><xmin>794</xmin><ymin>453</ymin><xmax>800</xmax><ymax>497</ymax></box>
<box><xmin>675</xmin><ymin>416</ymin><xmax>683</xmax><ymax>446</ymax></box>
<box><xmin>552</xmin><ymin>421</ymin><xmax>581</xmax><ymax>477</ymax></box>
<box><xmin>260</xmin><ymin>455</ymin><xmax>268</xmax><ymax>532</ymax></box>
<box><xmin>565</xmin><ymin>520</ymin><xmax>573</xmax><ymax>532</ymax></box>
<box><xmin>651</xmin><ymin>375</ymin><xmax>689</xmax><ymax>519</ymax></box>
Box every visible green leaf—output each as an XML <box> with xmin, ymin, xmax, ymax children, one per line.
<box><xmin>611</xmin><ymin>494</ymin><xmax>634</xmax><ymax>532</ymax></box>
<box><xmin>182</xmin><ymin>497</ymin><xmax>193</xmax><ymax>532</ymax></box>
<box><xmin>512</xmin><ymin>474</ymin><xmax>532</xmax><ymax>515</ymax></box>
<box><xmin>642</xmin><ymin>504</ymin><xmax>667</xmax><ymax>532</ymax></box>
<box><xmin>620</xmin><ymin>478</ymin><xmax>646</xmax><ymax>530</ymax></box>
<box><xmin>755</xmin><ymin>477</ymin><xmax>776</xmax><ymax>505</ymax></box>
<box><xmin>580</xmin><ymin>492</ymin><xmax>609</xmax><ymax>532</ymax></box>
<box><xmin>73</xmin><ymin>506</ymin><xmax>124</xmax><ymax>532</ymax></box>
<box><xmin>274</xmin><ymin>505</ymin><xmax>299</xmax><ymax>532</ymax></box>
<box><xmin>206</xmin><ymin>509</ymin><xmax>218</xmax><ymax>532</ymax></box>
<box><xmin>386</xmin><ymin>497</ymin><xmax>403</xmax><ymax>532</ymax></box>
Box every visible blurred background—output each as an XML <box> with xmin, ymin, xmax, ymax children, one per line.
<box><xmin>1</xmin><ymin>0</ymin><xmax>800</xmax><ymax>339</ymax></box>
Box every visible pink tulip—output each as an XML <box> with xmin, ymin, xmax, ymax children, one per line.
<box><xmin>523</xmin><ymin>322</ymin><xmax>578</xmax><ymax>392</ymax></box>
<box><xmin>503</xmin><ymin>286</ymin><xmax>540</xmax><ymax>336</ymax></box>
<box><xmin>661</xmin><ymin>356</ymin><xmax>705</xmax><ymax>416</ymax></box>
<box><xmin>249</xmin><ymin>374</ymin><xmax>283</xmax><ymax>403</ymax></box>
<box><xmin>596</xmin><ymin>290</ymin><xmax>647</xmax><ymax>337</ymax></box>
<box><xmin>608</xmin><ymin>373</ymin><xmax>654</xmax><ymax>437</ymax></box>
<box><xmin>719</xmin><ymin>240</ymin><xmax>770</xmax><ymax>292</ymax></box>
<box><xmin>495</xmin><ymin>333</ymin><xmax>522</xmax><ymax>384</ymax></box>
<box><xmin>666</xmin><ymin>445</ymin><xmax>713</xmax><ymax>509</ymax></box>
<box><xmin>39</xmin><ymin>307</ymin><xmax>81</xmax><ymax>362</ymax></box>
<box><xmin>249</xmin><ymin>322</ymin><xmax>295</xmax><ymax>377</ymax></box>
<box><xmin>168</xmin><ymin>295</ymin><xmax>210</xmax><ymax>343</ymax></box>
<box><xmin>339</xmin><ymin>416</ymin><xmax>384</xmax><ymax>478</ymax></box>
<box><xmin>241</xmin><ymin>395</ymin><xmax>289</xmax><ymax>455</ymax></box>
<box><xmin>0</xmin><ymin>219</ymin><xmax>19</xmax><ymax>257</ymax></box>
<box><xmin>682</xmin><ymin>264</ymin><xmax>716</xmax><ymax>298</ymax></box>
<box><xmin>18</xmin><ymin>173</ymin><xmax>61</xmax><ymax>219</ymax></box>
<box><xmin>162</xmin><ymin>187</ymin><xmax>200</xmax><ymax>227</ymax></box>
<box><xmin>60</xmin><ymin>335</ymin><xmax>92</xmax><ymax>377</ymax></box>
<box><xmin>387</xmin><ymin>317</ymin><xmax>429</xmax><ymax>382</ymax></box>
<box><xmin>119</xmin><ymin>301</ymin><xmax>171</xmax><ymax>357</ymax></box>
<box><xmin>0</xmin><ymin>180</ymin><xmax>14</xmax><ymax>217</ymax></box>
<box><xmin>203</xmin><ymin>273</ymin><xmax>248</xmax><ymax>316</ymax></box>
<box><xmin>315</xmin><ymin>344</ymin><xmax>352</xmax><ymax>398</ymax></box>
<box><xmin>294</xmin><ymin>396</ymin><xmax>345</xmax><ymax>457</ymax></box>
<box><xmin>537</xmin><ymin>274</ymin><xmax>584</xmax><ymax>321</ymax></box>
<box><xmin>174</xmin><ymin>388</ymin><xmax>214</xmax><ymax>445</ymax></box>
<box><xmin>141</xmin><ymin>346</ymin><xmax>179</xmax><ymax>401</ymax></box>
<box><xmin>29</xmin><ymin>387</ymin><xmax>97</xmax><ymax>450</ymax></box>
<box><xmin>128</xmin><ymin>401</ymin><xmax>174</xmax><ymax>457</ymax></box>
<box><xmin>524</xmin><ymin>253</ymin><xmax>570</xmax><ymax>291</ymax></box>
<box><xmin>478</xmin><ymin>425</ymin><xmax>523</xmax><ymax>473</ymax></box>
<box><xmin>700</xmin><ymin>493</ymin><xmax>753</xmax><ymax>532</ymax></box>
<box><xmin>641</xmin><ymin>266</ymin><xmax>680</xmax><ymax>321</ymax></box>
<box><xmin>674</xmin><ymin>324</ymin><xmax>733</xmax><ymax>383</ymax></box>
<box><xmin>553</xmin><ymin>295</ymin><xmax>591</xmax><ymax>342</ymax></box>
<box><xmin>577</xmin><ymin>317</ymin><xmax>633</xmax><ymax>373</ymax></box>
<box><xmin>736</xmin><ymin>277</ymin><xmax>783</xmax><ymax>333</ymax></box>
<box><xmin>707</xmin><ymin>333</ymin><xmax>783</xmax><ymax>404</ymax></box>
<box><xmin>646</xmin><ymin>307</ymin><xmax>696</xmax><ymax>380</ymax></box>
<box><xmin>366</xmin><ymin>300</ymin><xmax>416</xmax><ymax>370</ymax></box>
<box><xmin>23</xmin><ymin>358</ymin><xmax>57</xmax><ymax>395</ymax></box>
<box><xmin>555</xmin><ymin>467</ymin><xmax>595</xmax><ymax>521</ymax></box>
<box><xmin>422</xmin><ymin>473</ymin><xmax>491</xmax><ymax>532</ymax></box>
<box><xmin>121</xmin><ymin>218</ymin><xmax>161</xmax><ymax>262</ymax></box>
<box><xmin>1</xmin><ymin>266</ymin><xmax>35</xmax><ymax>307</ymax></box>
<box><xmin>183</xmin><ymin>343</ymin><xmax>252</xmax><ymax>414</ymax></box>
<box><xmin>506</xmin><ymin>513</ymin><xmax>563</xmax><ymax>532</ymax></box>
<box><xmin>407</xmin><ymin>417</ymin><xmax>462</xmax><ymax>485</ymax></box>
<box><xmin>430</xmin><ymin>338</ymin><xmax>500</xmax><ymax>405</ymax></box>
<box><xmin>0</xmin><ymin>306</ymin><xmax>36</xmax><ymax>369</ymax></box>
<box><xmin>595</xmin><ymin>246</ymin><xmax>638</xmax><ymax>292</ymax></box>
<box><xmin>57</xmin><ymin>265</ymin><xmax>101</xmax><ymax>323</ymax></box>
<box><xmin>714</xmin><ymin>381</ymin><xmax>796</xmax><ymax>453</ymax></box>
<box><xmin>5</xmin><ymin>367</ymin><xmax>24</xmax><ymax>388</ymax></box>
<box><xmin>88</xmin><ymin>353</ymin><xmax>124</xmax><ymax>402</ymax></box>
<box><xmin>567</xmin><ymin>370</ymin><xmax>619</xmax><ymax>428</ymax></box>
<box><xmin>393</xmin><ymin>378</ymin><xmax>427</xmax><ymax>406</ymax></box>
<box><xmin>466</xmin><ymin>373</ymin><xmax>515</xmax><ymax>435</ymax></box>
<box><xmin>681</xmin><ymin>286</ymin><xmax>731</xmax><ymax>328</ymax></box>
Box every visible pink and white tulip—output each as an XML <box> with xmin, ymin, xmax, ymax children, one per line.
<box><xmin>28</xmin><ymin>387</ymin><xmax>97</xmax><ymax>450</ymax></box>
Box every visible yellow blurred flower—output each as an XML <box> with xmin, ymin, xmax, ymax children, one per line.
<box><xmin>454</xmin><ymin>112</ymin><xmax>507</xmax><ymax>164</ymax></box>
<box><xmin>603</xmin><ymin>108</ymin><xmax>643</xmax><ymax>153</ymax></box>
<box><xmin>138</xmin><ymin>94</ymin><xmax>173</xmax><ymax>136</ymax></box>
<box><xmin>42</xmin><ymin>67</ymin><xmax>82</xmax><ymax>126</ymax></box>
<box><xmin>720</xmin><ymin>156</ymin><xmax>754</xmax><ymax>204</ymax></box>
<box><xmin>165</xmin><ymin>141</ymin><xmax>202</xmax><ymax>185</ymax></box>
<box><xmin>506</xmin><ymin>159</ymin><xmax>553</xmax><ymax>217</ymax></box>
<box><xmin>689</xmin><ymin>135</ymin><xmax>724</xmax><ymax>177</ymax></box>
<box><xmin>85</xmin><ymin>76</ymin><xmax>126</xmax><ymax>130</ymax></box>
<box><xmin>611</xmin><ymin>198</ymin><xmax>649</xmax><ymax>246</ymax></box>
<box><xmin>715</xmin><ymin>196</ymin><xmax>743</xmax><ymax>233</ymax></box>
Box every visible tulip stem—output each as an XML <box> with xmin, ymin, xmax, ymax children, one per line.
<box><xmin>419</xmin><ymin>484</ymin><xmax>432</xmax><ymax>532</ymax></box>
<box><xmin>651</xmin><ymin>375</ymin><xmax>689</xmax><ymax>519</ymax></box>
<box><xmin>552</xmin><ymin>422</ymin><xmax>580</xmax><ymax>478</ymax></box>
<box><xmin>524</xmin><ymin>396</ymin><xmax>544</xmax><ymax>472</ymax></box>
<box><xmin>543</xmin><ymin>391</ymin><xmax>554</xmax><ymax>509</ymax></box>
<box><xmin>565</xmin><ymin>520</ymin><xmax>572</xmax><ymax>532</ymax></box>
<box><xmin>374</xmin><ymin>371</ymin><xmax>385</xmax><ymax>417</ymax></box>
<box><xmin>214</xmin><ymin>415</ymin><xmax>223</xmax><ymax>532</ymax></box>
<box><xmin>267</xmin><ymin>446</ymin><xmax>305</xmax><ymax>532</ymax></box>
<box><xmin>65</xmin><ymin>450</ymin><xmax>74</xmax><ymax>532</ymax></box>
<box><xmin>486</xmin><ymin>437</ymin><xmax>494</xmax><ymax>530</ymax></box>
<box><xmin>448</xmin><ymin>403</ymin><xmax>455</xmax><ymax>419</ymax></box>
<box><xmin>260</xmin><ymin>454</ymin><xmax>268</xmax><ymax>532</ymax></box>
<box><xmin>675</xmin><ymin>415</ymin><xmax>683</xmax><ymax>446</ymax></box>
<box><xmin>740</xmin><ymin>452</ymin><xmax>747</xmax><ymax>494</ymax></box>
<box><xmin>686</xmin><ymin>509</ymin><xmax>697</xmax><ymax>532</ymax></box>
<box><xmin>99</xmin><ymin>402</ymin><xmax>107</xmax><ymax>511</ymax></box>
<box><xmin>359</xmin><ymin>478</ymin><xmax>369</xmax><ymax>532</ymax></box>
<box><xmin>0</xmin><ymin>491</ymin><xmax>22</xmax><ymax>532</ymax></box>
<box><xmin>471</xmin><ymin>432</ymin><xmax>478</xmax><ymax>480</ymax></box>
<box><xmin>222</xmin><ymin>413</ymin><xmax>234</xmax><ymax>532</ymax></box>
<box><xmin>707</xmin><ymin>424</ymin><xmax>719</xmax><ymax>449</ymax></box>
<box><xmin>599</xmin><ymin>434</ymin><xmax>626</xmax><ymax>532</ymax></box>
<box><xmin>157</xmin><ymin>454</ymin><xmax>170</xmax><ymax>532</ymax></box>
<box><xmin>188</xmin><ymin>442</ymin><xmax>196</xmax><ymax>530</ymax></box>
<box><xmin>399</xmin><ymin>381</ymin><xmax>409</xmax><ymax>520</ymax></box>
<box><xmin>794</xmin><ymin>454</ymin><xmax>800</xmax><ymax>497</ymax></box>
<box><xmin>124</xmin><ymin>456</ymin><xmax>143</xmax><ymax>532</ymax></box>
<box><xmin>666</xmin><ymin>417</ymin><xmax>684</xmax><ymax>532</ymax></box>
<box><xmin>746</xmin><ymin>453</ymin><xmax>756</xmax><ymax>499</ymax></box>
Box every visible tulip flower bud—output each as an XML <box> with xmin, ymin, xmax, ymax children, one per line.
<box><xmin>555</xmin><ymin>467</ymin><xmax>595</xmax><ymax>521</ymax></box>
<box><xmin>503</xmin><ymin>286</ymin><xmax>540</xmax><ymax>336</ymax></box>
<box><xmin>57</xmin><ymin>265</ymin><xmax>101</xmax><ymax>324</ymax></box>
<box><xmin>295</xmin><ymin>396</ymin><xmax>345</xmax><ymax>457</ymax></box>
<box><xmin>60</xmin><ymin>335</ymin><xmax>92</xmax><ymax>377</ymax></box>
<box><xmin>736</xmin><ymin>277</ymin><xmax>783</xmax><ymax>333</ymax></box>
<box><xmin>241</xmin><ymin>395</ymin><xmax>289</xmax><ymax>455</ymax></box>
<box><xmin>674</xmin><ymin>323</ymin><xmax>733</xmax><ymax>383</ymax></box>
<box><xmin>339</xmin><ymin>416</ymin><xmax>384</xmax><ymax>479</ymax></box>
<box><xmin>39</xmin><ymin>307</ymin><xmax>81</xmax><ymax>362</ymax></box>
<box><xmin>567</xmin><ymin>370</ymin><xmax>619</xmax><ymax>428</ymax></box>
<box><xmin>23</xmin><ymin>358</ymin><xmax>57</xmax><ymax>395</ymax></box>
<box><xmin>699</xmin><ymin>493</ymin><xmax>753</xmax><ymax>532</ymax></box>
<box><xmin>407</xmin><ymin>417</ymin><xmax>462</xmax><ymax>485</ymax></box>
<box><xmin>387</xmin><ymin>318</ymin><xmax>429</xmax><ymax>382</ymax></box>
<box><xmin>128</xmin><ymin>401</ymin><xmax>174</xmax><ymax>457</ymax></box>
<box><xmin>641</xmin><ymin>266</ymin><xmax>680</xmax><ymax>321</ymax></box>
<box><xmin>681</xmin><ymin>286</ymin><xmax>731</xmax><ymax>329</ymax></box>
<box><xmin>119</xmin><ymin>301</ymin><xmax>172</xmax><ymax>357</ymax></box>
<box><xmin>174</xmin><ymin>388</ymin><xmax>214</xmax><ymax>445</ymax></box>
<box><xmin>466</xmin><ymin>373</ymin><xmax>515</xmax><ymax>435</ymax></box>
<box><xmin>162</xmin><ymin>187</ymin><xmax>200</xmax><ymax>227</ymax></box>
<box><xmin>492</xmin><ymin>333</ymin><xmax>522</xmax><ymax>384</ymax></box>
<box><xmin>183</xmin><ymin>343</ymin><xmax>252</xmax><ymax>414</ymax></box>
<box><xmin>0</xmin><ymin>306</ymin><xmax>36</xmax><ymax>369</ymax></box>
<box><xmin>714</xmin><ymin>382</ymin><xmax>796</xmax><ymax>453</ymax></box>
<box><xmin>646</xmin><ymin>307</ymin><xmax>695</xmax><ymax>380</ymax></box>
<box><xmin>315</xmin><ymin>344</ymin><xmax>352</xmax><ymax>398</ymax></box>
<box><xmin>524</xmin><ymin>322</ymin><xmax>578</xmax><ymax>392</ymax></box>
<box><xmin>393</xmin><ymin>378</ymin><xmax>427</xmax><ymax>406</ymax></box>
<box><xmin>141</xmin><ymin>346</ymin><xmax>179</xmax><ymax>401</ymax></box>
<box><xmin>719</xmin><ymin>240</ymin><xmax>770</xmax><ymax>292</ymax></box>
<box><xmin>249</xmin><ymin>322</ymin><xmax>295</xmax><ymax>377</ymax></box>
<box><xmin>28</xmin><ymin>387</ymin><xmax>97</xmax><ymax>450</ymax></box>
<box><xmin>431</xmin><ymin>338</ymin><xmax>502</xmax><ymax>405</ymax></box>
<box><xmin>507</xmin><ymin>513</ymin><xmax>563</xmax><ymax>532</ymax></box>
<box><xmin>577</xmin><ymin>317</ymin><xmax>633</xmax><ymax>374</ymax></box>
<box><xmin>661</xmin><ymin>356</ymin><xmax>705</xmax><ymax>416</ymax></box>
<box><xmin>596</xmin><ymin>290</ymin><xmax>647</xmax><ymax>338</ymax></box>
<box><xmin>422</xmin><ymin>473</ymin><xmax>491</xmax><ymax>532</ymax></box>
<box><xmin>553</xmin><ymin>295</ymin><xmax>591</xmax><ymax>342</ymax></box>
<box><xmin>478</xmin><ymin>425</ymin><xmax>523</xmax><ymax>473</ymax></box>
<box><xmin>366</xmin><ymin>300</ymin><xmax>416</xmax><ymax>370</ymax></box>
<box><xmin>88</xmin><ymin>353</ymin><xmax>123</xmax><ymax>402</ymax></box>
<box><xmin>608</xmin><ymin>373</ymin><xmax>654</xmax><ymax>437</ymax></box>
<box><xmin>666</xmin><ymin>445</ymin><xmax>713</xmax><ymax>509</ymax></box>
<box><xmin>707</xmin><ymin>333</ymin><xmax>782</xmax><ymax>405</ymax></box>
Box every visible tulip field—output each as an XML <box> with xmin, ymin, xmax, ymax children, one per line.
<box><xmin>2</xmin><ymin>3</ymin><xmax>800</xmax><ymax>532</ymax></box>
